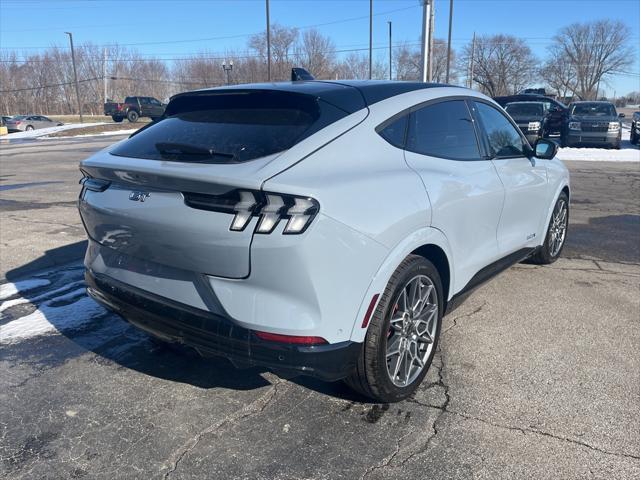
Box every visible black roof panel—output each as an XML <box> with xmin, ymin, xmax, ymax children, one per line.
<box><xmin>171</xmin><ymin>80</ymin><xmax>448</xmax><ymax>114</ymax></box>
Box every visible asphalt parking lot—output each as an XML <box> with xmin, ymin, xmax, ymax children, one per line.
<box><xmin>1</xmin><ymin>136</ymin><xmax>639</xmax><ymax>479</ymax></box>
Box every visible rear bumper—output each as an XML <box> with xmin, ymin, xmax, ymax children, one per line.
<box><xmin>85</xmin><ymin>270</ymin><xmax>362</xmax><ymax>381</ymax></box>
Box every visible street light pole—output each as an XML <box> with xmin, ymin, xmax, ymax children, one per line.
<box><xmin>222</xmin><ymin>60</ymin><xmax>233</xmax><ymax>85</ymax></box>
<box><xmin>388</xmin><ymin>21</ymin><xmax>392</xmax><ymax>81</ymax></box>
<box><xmin>65</xmin><ymin>31</ymin><xmax>83</xmax><ymax>123</ymax></box>
<box><xmin>266</xmin><ymin>0</ymin><xmax>271</xmax><ymax>81</ymax></box>
<box><xmin>445</xmin><ymin>0</ymin><xmax>453</xmax><ymax>83</ymax></box>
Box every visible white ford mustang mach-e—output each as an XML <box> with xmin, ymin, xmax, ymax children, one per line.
<box><xmin>79</xmin><ymin>80</ymin><xmax>569</xmax><ymax>402</ymax></box>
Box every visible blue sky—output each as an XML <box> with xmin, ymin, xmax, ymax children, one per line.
<box><xmin>1</xmin><ymin>0</ymin><xmax>639</xmax><ymax>95</ymax></box>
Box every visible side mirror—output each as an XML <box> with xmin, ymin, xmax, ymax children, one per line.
<box><xmin>619</xmin><ymin>113</ymin><xmax>625</xmax><ymax>118</ymax></box>
<box><xmin>534</xmin><ymin>139</ymin><xmax>558</xmax><ymax>160</ymax></box>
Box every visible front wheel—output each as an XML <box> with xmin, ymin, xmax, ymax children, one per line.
<box><xmin>25</xmin><ymin>125</ymin><xmax>34</xmax><ymax>131</ymax></box>
<box><xmin>530</xmin><ymin>192</ymin><xmax>569</xmax><ymax>265</ymax></box>
<box><xmin>345</xmin><ymin>255</ymin><xmax>443</xmax><ymax>403</ymax></box>
<box><xmin>112</xmin><ymin>116</ymin><xmax>124</xmax><ymax>123</ymax></box>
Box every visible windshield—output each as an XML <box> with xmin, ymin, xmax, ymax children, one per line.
<box><xmin>571</xmin><ymin>103</ymin><xmax>616</xmax><ymax>116</ymax></box>
<box><xmin>111</xmin><ymin>90</ymin><xmax>347</xmax><ymax>163</ymax></box>
<box><xmin>505</xmin><ymin>103</ymin><xmax>544</xmax><ymax>117</ymax></box>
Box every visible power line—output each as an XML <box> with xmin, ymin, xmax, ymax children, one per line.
<box><xmin>0</xmin><ymin>4</ymin><xmax>420</xmax><ymax>50</ymax></box>
<box><xmin>0</xmin><ymin>76</ymin><xmax>102</xmax><ymax>93</ymax></box>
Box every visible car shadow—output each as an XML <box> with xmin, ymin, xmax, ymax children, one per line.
<box><xmin>2</xmin><ymin>242</ymin><xmax>369</xmax><ymax>399</ymax></box>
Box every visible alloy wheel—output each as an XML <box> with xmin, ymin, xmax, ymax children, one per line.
<box><xmin>549</xmin><ymin>198</ymin><xmax>568</xmax><ymax>257</ymax></box>
<box><xmin>385</xmin><ymin>275</ymin><xmax>438</xmax><ymax>387</ymax></box>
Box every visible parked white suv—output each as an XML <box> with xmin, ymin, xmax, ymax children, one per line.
<box><xmin>79</xmin><ymin>81</ymin><xmax>569</xmax><ymax>402</ymax></box>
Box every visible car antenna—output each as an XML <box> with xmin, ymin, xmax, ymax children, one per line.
<box><xmin>291</xmin><ymin>68</ymin><xmax>315</xmax><ymax>81</ymax></box>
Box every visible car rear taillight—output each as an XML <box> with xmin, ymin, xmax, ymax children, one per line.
<box><xmin>254</xmin><ymin>331</ymin><xmax>328</xmax><ymax>345</ymax></box>
<box><xmin>183</xmin><ymin>190</ymin><xmax>319</xmax><ymax>235</ymax></box>
<box><xmin>14</xmin><ymin>121</ymin><xmax>21</xmax><ymax>125</ymax></box>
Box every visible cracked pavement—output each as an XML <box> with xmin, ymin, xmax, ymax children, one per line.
<box><xmin>1</xmin><ymin>137</ymin><xmax>639</xmax><ymax>479</ymax></box>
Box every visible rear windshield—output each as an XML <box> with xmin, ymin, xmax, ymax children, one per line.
<box><xmin>505</xmin><ymin>103</ymin><xmax>544</xmax><ymax>117</ymax></box>
<box><xmin>111</xmin><ymin>90</ymin><xmax>347</xmax><ymax>163</ymax></box>
<box><xmin>571</xmin><ymin>103</ymin><xmax>616</xmax><ymax>116</ymax></box>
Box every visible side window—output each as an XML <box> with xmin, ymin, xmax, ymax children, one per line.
<box><xmin>475</xmin><ymin>102</ymin><xmax>526</xmax><ymax>158</ymax></box>
<box><xmin>378</xmin><ymin>115</ymin><xmax>408</xmax><ymax>148</ymax></box>
<box><xmin>139</xmin><ymin>97</ymin><xmax>150</xmax><ymax>104</ymax></box>
<box><xmin>150</xmin><ymin>98</ymin><xmax>161</xmax><ymax>106</ymax></box>
<box><xmin>406</xmin><ymin>100</ymin><xmax>481</xmax><ymax>160</ymax></box>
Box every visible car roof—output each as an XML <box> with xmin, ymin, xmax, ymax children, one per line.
<box><xmin>170</xmin><ymin>80</ymin><xmax>452</xmax><ymax>114</ymax></box>
<box><xmin>505</xmin><ymin>101</ymin><xmax>545</xmax><ymax>105</ymax></box>
<box><xmin>570</xmin><ymin>101</ymin><xmax>613</xmax><ymax>105</ymax></box>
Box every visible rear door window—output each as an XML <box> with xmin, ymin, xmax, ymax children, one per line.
<box><xmin>406</xmin><ymin>100</ymin><xmax>481</xmax><ymax>160</ymax></box>
<box><xmin>378</xmin><ymin>115</ymin><xmax>408</xmax><ymax>148</ymax></box>
<box><xmin>111</xmin><ymin>90</ymin><xmax>349</xmax><ymax>163</ymax></box>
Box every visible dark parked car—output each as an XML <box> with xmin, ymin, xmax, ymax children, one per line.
<box><xmin>566</xmin><ymin>101</ymin><xmax>623</xmax><ymax>149</ymax></box>
<box><xmin>494</xmin><ymin>94</ymin><xmax>567</xmax><ymax>138</ymax></box>
<box><xmin>5</xmin><ymin>115</ymin><xmax>63</xmax><ymax>132</ymax></box>
<box><xmin>631</xmin><ymin>111</ymin><xmax>640</xmax><ymax>145</ymax></box>
<box><xmin>504</xmin><ymin>101</ymin><xmax>549</xmax><ymax>145</ymax></box>
<box><xmin>104</xmin><ymin>96</ymin><xmax>165</xmax><ymax>123</ymax></box>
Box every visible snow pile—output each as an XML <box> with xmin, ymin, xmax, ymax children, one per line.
<box><xmin>53</xmin><ymin>128</ymin><xmax>138</xmax><ymax>139</ymax></box>
<box><xmin>4</xmin><ymin>122</ymin><xmax>106</xmax><ymax>139</ymax></box>
<box><xmin>557</xmin><ymin>146</ymin><xmax>639</xmax><ymax>162</ymax></box>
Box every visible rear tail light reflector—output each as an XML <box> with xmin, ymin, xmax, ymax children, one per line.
<box><xmin>254</xmin><ymin>331</ymin><xmax>328</xmax><ymax>345</ymax></box>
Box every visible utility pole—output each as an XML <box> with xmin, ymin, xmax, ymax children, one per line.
<box><xmin>388</xmin><ymin>21</ymin><xmax>392</xmax><ymax>80</ymax></box>
<box><xmin>369</xmin><ymin>0</ymin><xmax>373</xmax><ymax>80</ymax></box>
<box><xmin>65</xmin><ymin>32</ymin><xmax>83</xmax><ymax>123</ymax></box>
<box><xmin>420</xmin><ymin>0</ymin><xmax>434</xmax><ymax>82</ymax></box>
<box><xmin>445</xmin><ymin>0</ymin><xmax>453</xmax><ymax>83</ymax></box>
<box><xmin>266</xmin><ymin>0</ymin><xmax>271</xmax><ymax>82</ymax></box>
<box><xmin>103</xmin><ymin>47</ymin><xmax>108</xmax><ymax>104</ymax></box>
<box><xmin>468</xmin><ymin>32</ymin><xmax>476</xmax><ymax>89</ymax></box>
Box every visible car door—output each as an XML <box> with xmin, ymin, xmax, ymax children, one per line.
<box><xmin>402</xmin><ymin>98</ymin><xmax>505</xmax><ymax>293</ymax></box>
<box><xmin>473</xmin><ymin>100</ymin><xmax>549</xmax><ymax>256</ymax></box>
<box><xmin>149</xmin><ymin>98</ymin><xmax>163</xmax><ymax>117</ymax></box>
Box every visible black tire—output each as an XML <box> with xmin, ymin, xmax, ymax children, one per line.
<box><xmin>345</xmin><ymin>255</ymin><xmax>443</xmax><ymax>403</ymax></box>
<box><xmin>112</xmin><ymin>116</ymin><xmax>124</xmax><ymax>123</ymax></box>
<box><xmin>529</xmin><ymin>191</ymin><xmax>569</xmax><ymax>265</ymax></box>
<box><xmin>25</xmin><ymin>125</ymin><xmax>34</xmax><ymax>131</ymax></box>
<box><xmin>127</xmin><ymin>110</ymin><xmax>139</xmax><ymax>123</ymax></box>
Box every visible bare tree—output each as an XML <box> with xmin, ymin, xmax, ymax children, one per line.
<box><xmin>539</xmin><ymin>47</ymin><xmax>578</xmax><ymax>101</ymax></box>
<box><xmin>249</xmin><ymin>23</ymin><xmax>298</xmax><ymax>81</ymax></box>
<box><xmin>394</xmin><ymin>39</ymin><xmax>456</xmax><ymax>83</ymax></box>
<box><xmin>551</xmin><ymin>20</ymin><xmax>633</xmax><ymax>100</ymax></box>
<box><xmin>459</xmin><ymin>34</ymin><xmax>538</xmax><ymax>96</ymax></box>
<box><xmin>295</xmin><ymin>28</ymin><xmax>336</xmax><ymax>79</ymax></box>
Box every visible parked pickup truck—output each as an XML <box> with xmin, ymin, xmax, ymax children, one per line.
<box><xmin>104</xmin><ymin>96</ymin><xmax>166</xmax><ymax>123</ymax></box>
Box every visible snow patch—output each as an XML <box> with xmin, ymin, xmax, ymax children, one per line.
<box><xmin>45</xmin><ymin>128</ymin><xmax>138</xmax><ymax>139</ymax></box>
<box><xmin>0</xmin><ymin>295</ymin><xmax>106</xmax><ymax>344</ymax></box>
<box><xmin>5</xmin><ymin>122</ymin><xmax>106</xmax><ymax>139</ymax></box>
<box><xmin>0</xmin><ymin>279</ymin><xmax>51</xmax><ymax>300</ymax></box>
<box><xmin>557</xmin><ymin>147</ymin><xmax>640</xmax><ymax>162</ymax></box>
